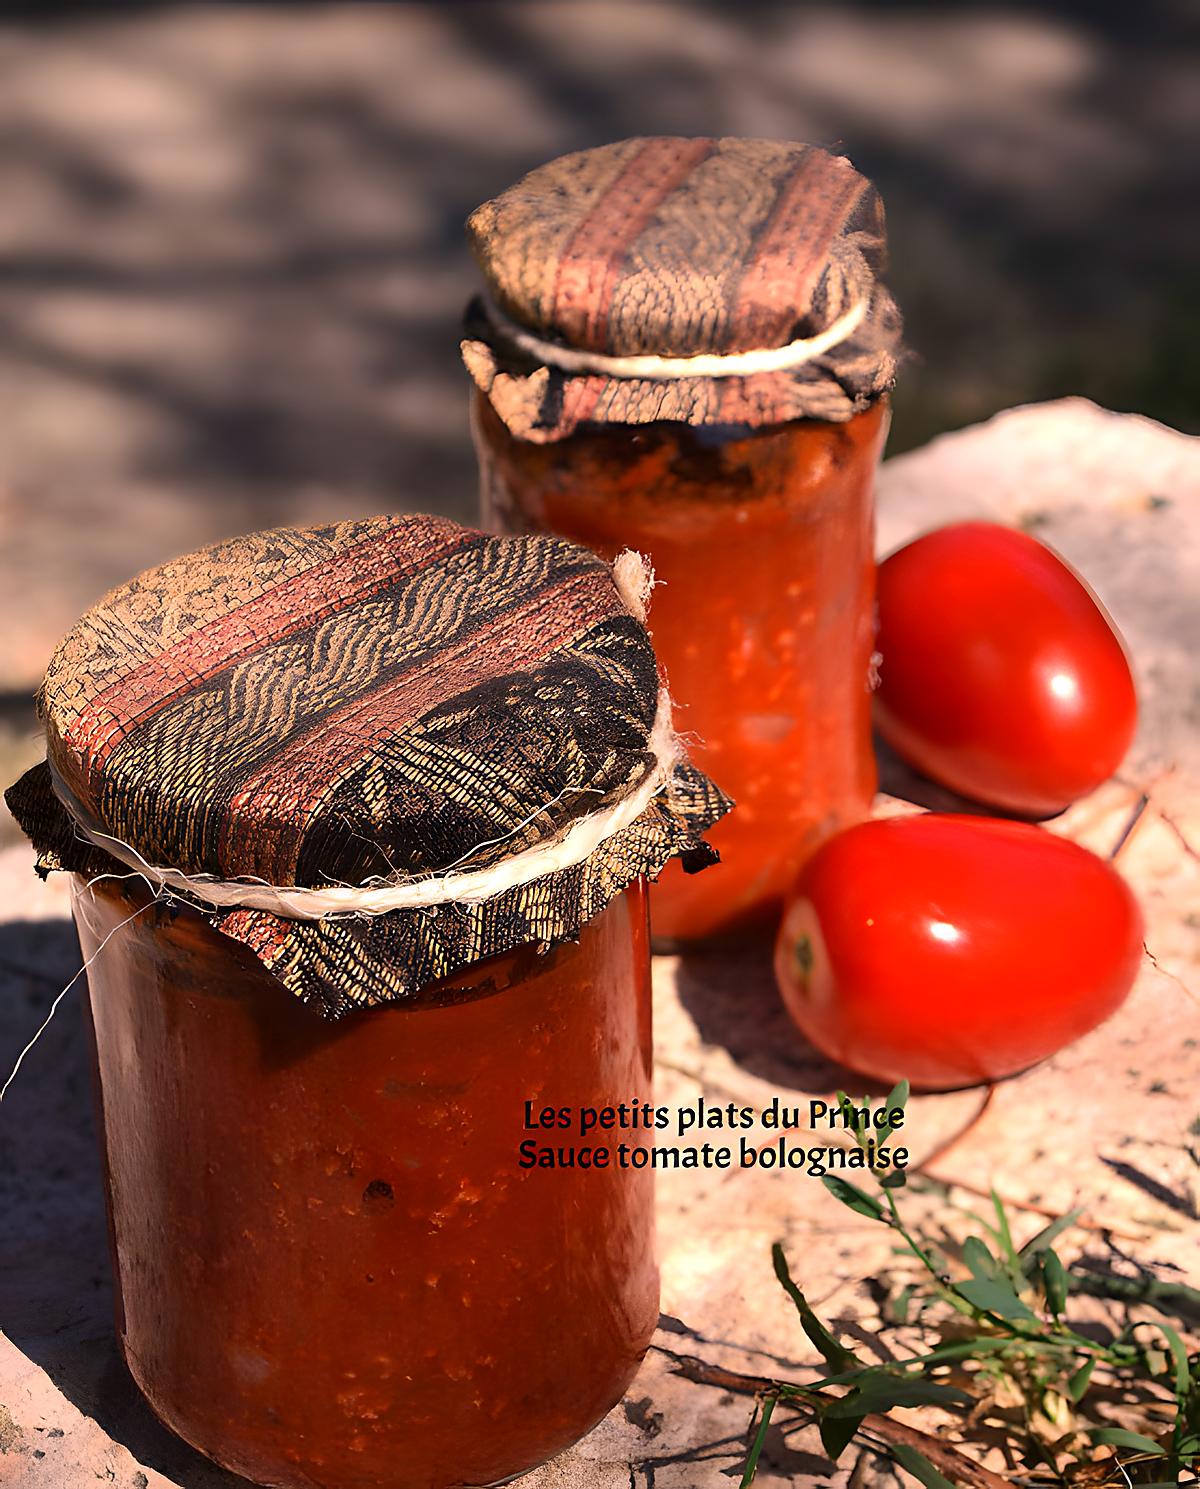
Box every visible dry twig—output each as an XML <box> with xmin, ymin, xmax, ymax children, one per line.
<box><xmin>656</xmin><ymin>1344</ymin><xmax>1016</xmax><ymax>1487</ymax></box>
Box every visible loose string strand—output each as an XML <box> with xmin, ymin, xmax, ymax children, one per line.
<box><xmin>0</xmin><ymin>876</ymin><xmax>160</xmax><ymax>1103</ymax></box>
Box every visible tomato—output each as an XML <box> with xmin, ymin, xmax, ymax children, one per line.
<box><xmin>774</xmin><ymin>815</ymin><xmax>1143</xmax><ymax>1090</ymax></box>
<box><xmin>874</xmin><ymin>522</ymin><xmax>1137</xmax><ymax>816</ymax></box>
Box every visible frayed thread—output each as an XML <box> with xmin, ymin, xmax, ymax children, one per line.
<box><xmin>612</xmin><ymin>549</ymin><xmax>655</xmax><ymax>623</ymax></box>
<box><xmin>0</xmin><ymin>873</ymin><xmax>161</xmax><ymax>1103</ymax></box>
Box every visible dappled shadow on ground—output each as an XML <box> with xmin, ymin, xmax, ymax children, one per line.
<box><xmin>671</xmin><ymin>934</ymin><xmax>890</xmax><ymax>1096</ymax></box>
<box><xmin>0</xmin><ymin>2</ymin><xmax>1196</xmax><ymax>688</ymax></box>
<box><xmin>0</xmin><ymin>916</ymin><xmax>256</xmax><ymax>1486</ymax></box>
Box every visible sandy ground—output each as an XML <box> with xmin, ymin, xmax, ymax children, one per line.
<box><xmin>1</xmin><ymin>401</ymin><xmax>1197</xmax><ymax>1487</ymax></box>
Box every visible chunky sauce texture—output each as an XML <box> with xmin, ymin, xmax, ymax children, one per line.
<box><xmin>475</xmin><ymin>393</ymin><xmax>888</xmax><ymax>942</ymax></box>
<box><xmin>76</xmin><ymin>877</ymin><xmax>657</xmax><ymax>1489</ymax></box>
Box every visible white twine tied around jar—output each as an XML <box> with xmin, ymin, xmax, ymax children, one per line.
<box><xmin>482</xmin><ymin>294</ymin><xmax>868</xmax><ymax>380</ymax></box>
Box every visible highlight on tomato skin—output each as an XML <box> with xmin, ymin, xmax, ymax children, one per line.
<box><xmin>873</xmin><ymin>521</ymin><xmax>1138</xmax><ymax>818</ymax></box>
<box><xmin>774</xmin><ymin>815</ymin><xmax>1144</xmax><ymax>1092</ymax></box>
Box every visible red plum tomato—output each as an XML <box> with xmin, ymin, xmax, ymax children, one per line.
<box><xmin>774</xmin><ymin>815</ymin><xmax>1143</xmax><ymax>1090</ymax></box>
<box><xmin>874</xmin><ymin>522</ymin><xmax>1137</xmax><ymax>816</ymax></box>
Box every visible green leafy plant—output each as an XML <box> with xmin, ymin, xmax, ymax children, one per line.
<box><xmin>738</xmin><ymin>1081</ymin><xmax>1200</xmax><ymax>1487</ymax></box>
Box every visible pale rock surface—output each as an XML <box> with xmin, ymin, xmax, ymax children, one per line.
<box><xmin>1</xmin><ymin>401</ymin><xmax>1197</xmax><ymax>1488</ymax></box>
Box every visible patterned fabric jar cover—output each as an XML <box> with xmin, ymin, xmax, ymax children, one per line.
<box><xmin>461</xmin><ymin>136</ymin><xmax>903</xmax><ymax>442</ymax></box>
<box><xmin>6</xmin><ymin>515</ymin><xmax>730</xmax><ymax>1017</ymax></box>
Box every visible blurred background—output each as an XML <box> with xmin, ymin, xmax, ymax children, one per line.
<box><xmin>0</xmin><ymin>0</ymin><xmax>1197</xmax><ymax>817</ymax></box>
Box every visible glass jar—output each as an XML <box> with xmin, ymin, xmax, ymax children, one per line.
<box><xmin>463</xmin><ymin>135</ymin><xmax>901</xmax><ymax>944</ymax></box>
<box><xmin>75</xmin><ymin>873</ymin><xmax>656</xmax><ymax>1489</ymax></box>
<box><xmin>8</xmin><ymin>509</ymin><xmax>727</xmax><ymax>1489</ymax></box>
<box><xmin>474</xmin><ymin>393</ymin><xmax>889</xmax><ymax>944</ymax></box>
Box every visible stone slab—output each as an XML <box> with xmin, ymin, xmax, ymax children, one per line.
<box><xmin>1</xmin><ymin>400</ymin><xmax>1197</xmax><ymax>1487</ymax></box>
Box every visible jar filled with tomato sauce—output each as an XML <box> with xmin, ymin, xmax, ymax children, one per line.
<box><xmin>462</xmin><ymin>138</ymin><xmax>903</xmax><ymax>943</ymax></box>
<box><xmin>6</xmin><ymin>515</ymin><xmax>730</xmax><ymax>1489</ymax></box>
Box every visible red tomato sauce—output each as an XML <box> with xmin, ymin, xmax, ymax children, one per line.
<box><xmin>474</xmin><ymin>393</ymin><xmax>889</xmax><ymax>943</ymax></box>
<box><xmin>75</xmin><ymin>876</ymin><xmax>657</xmax><ymax>1489</ymax></box>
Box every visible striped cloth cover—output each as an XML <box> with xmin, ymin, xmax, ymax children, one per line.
<box><xmin>462</xmin><ymin>136</ymin><xmax>902</xmax><ymax>441</ymax></box>
<box><xmin>7</xmin><ymin>515</ymin><xmax>730</xmax><ymax>1016</ymax></box>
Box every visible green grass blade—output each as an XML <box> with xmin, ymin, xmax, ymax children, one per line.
<box><xmin>1088</xmin><ymin>1426</ymin><xmax>1165</xmax><ymax>1454</ymax></box>
<box><xmin>885</xmin><ymin>1078</ymin><xmax>911</xmax><ymax>1116</ymax></box>
<box><xmin>836</xmin><ymin>1089</ymin><xmax>868</xmax><ymax>1149</ymax></box>
<box><xmin>1018</xmin><ymin>1207</ymin><xmax>1084</xmax><ymax>1265</ymax></box>
<box><xmin>889</xmin><ymin>1441</ymin><xmax>957</xmax><ymax>1488</ymax></box>
<box><xmin>819</xmin><ymin>1408</ymin><xmax>864</xmax><ymax>1463</ymax></box>
<box><xmin>1158</xmin><ymin>1321</ymin><xmax>1191</xmax><ymax>1399</ymax></box>
<box><xmin>772</xmin><ymin>1242</ymin><xmax>857</xmax><ymax>1372</ymax></box>
<box><xmin>990</xmin><ymin>1188</ymin><xmax>1020</xmax><ymax>1276</ymax></box>
<box><xmin>739</xmin><ymin>1393</ymin><xmax>775</xmax><ymax>1486</ymax></box>
<box><xmin>1067</xmin><ymin>1356</ymin><xmax>1096</xmax><ymax>1402</ymax></box>
<box><xmin>962</xmin><ymin>1235</ymin><xmax>999</xmax><ymax>1281</ymax></box>
<box><xmin>955</xmin><ymin>1275</ymin><xmax>1039</xmax><ymax>1322</ymax></box>
<box><xmin>824</xmin><ymin>1376</ymin><xmax>972</xmax><ymax>1416</ymax></box>
<box><xmin>822</xmin><ymin>1175</ymin><xmax>885</xmax><ymax>1221</ymax></box>
<box><xmin>1041</xmin><ymin>1248</ymin><xmax>1069</xmax><ymax>1316</ymax></box>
